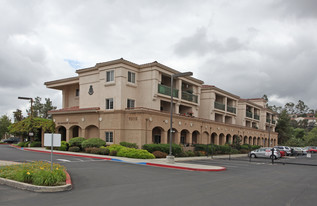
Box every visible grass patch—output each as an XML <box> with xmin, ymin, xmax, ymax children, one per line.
<box><xmin>0</xmin><ymin>161</ymin><xmax>66</xmax><ymax>186</ymax></box>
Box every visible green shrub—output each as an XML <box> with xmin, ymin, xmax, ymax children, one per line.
<box><xmin>152</xmin><ymin>151</ymin><xmax>168</xmax><ymax>158</ymax></box>
<box><xmin>68</xmin><ymin>146</ymin><xmax>80</xmax><ymax>152</ymax></box>
<box><xmin>59</xmin><ymin>141</ymin><xmax>69</xmax><ymax>151</ymax></box>
<box><xmin>30</xmin><ymin>141</ymin><xmax>41</xmax><ymax>147</ymax></box>
<box><xmin>194</xmin><ymin>151</ymin><xmax>204</xmax><ymax>156</ymax></box>
<box><xmin>185</xmin><ymin>150</ymin><xmax>195</xmax><ymax>157</ymax></box>
<box><xmin>106</xmin><ymin>144</ymin><xmax>125</xmax><ymax>153</ymax></box>
<box><xmin>239</xmin><ymin>149</ymin><xmax>249</xmax><ymax>154</ymax></box>
<box><xmin>17</xmin><ymin>142</ymin><xmax>25</xmax><ymax>147</ymax></box>
<box><xmin>97</xmin><ymin>147</ymin><xmax>110</xmax><ymax>155</ymax></box>
<box><xmin>251</xmin><ymin>145</ymin><xmax>261</xmax><ymax>150</ymax></box>
<box><xmin>69</xmin><ymin>137</ymin><xmax>86</xmax><ymax>149</ymax></box>
<box><xmin>117</xmin><ymin>147</ymin><xmax>155</xmax><ymax>159</ymax></box>
<box><xmin>109</xmin><ymin>150</ymin><xmax>117</xmax><ymax>156</ymax></box>
<box><xmin>120</xmin><ymin>142</ymin><xmax>138</xmax><ymax>149</ymax></box>
<box><xmin>142</xmin><ymin>144</ymin><xmax>182</xmax><ymax>156</ymax></box>
<box><xmin>240</xmin><ymin>144</ymin><xmax>252</xmax><ymax>150</ymax></box>
<box><xmin>82</xmin><ymin>138</ymin><xmax>106</xmax><ymax>149</ymax></box>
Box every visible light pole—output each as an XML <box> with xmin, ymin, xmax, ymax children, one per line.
<box><xmin>166</xmin><ymin>72</ymin><xmax>193</xmax><ymax>164</ymax></box>
<box><xmin>18</xmin><ymin>97</ymin><xmax>33</xmax><ymax>117</ymax></box>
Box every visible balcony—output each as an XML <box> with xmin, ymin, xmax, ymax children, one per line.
<box><xmin>272</xmin><ymin>120</ymin><xmax>276</xmax><ymax>124</ymax></box>
<box><xmin>158</xmin><ymin>84</ymin><xmax>178</xmax><ymax>98</ymax></box>
<box><xmin>254</xmin><ymin>114</ymin><xmax>260</xmax><ymax>120</ymax></box>
<box><xmin>246</xmin><ymin>111</ymin><xmax>253</xmax><ymax>118</ymax></box>
<box><xmin>181</xmin><ymin>91</ymin><xmax>198</xmax><ymax>103</ymax></box>
<box><xmin>227</xmin><ymin>105</ymin><xmax>236</xmax><ymax>114</ymax></box>
<box><xmin>266</xmin><ymin>118</ymin><xmax>271</xmax><ymax>123</ymax></box>
<box><xmin>214</xmin><ymin>102</ymin><xmax>225</xmax><ymax>111</ymax></box>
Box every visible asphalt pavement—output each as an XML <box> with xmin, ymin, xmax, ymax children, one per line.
<box><xmin>1</xmin><ymin>144</ymin><xmax>317</xmax><ymax>206</ymax></box>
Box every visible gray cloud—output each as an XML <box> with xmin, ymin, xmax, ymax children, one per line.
<box><xmin>174</xmin><ymin>27</ymin><xmax>245</xmax><ymax>56</ymax></box>
<box><xmin>274</xmin><ymin>0</ymin><xmax>317</xmax><ymax>18</ymax></box>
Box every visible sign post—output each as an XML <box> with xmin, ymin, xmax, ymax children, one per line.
<box><xmin>44</xmin><ymin>133</ymin><xmax>61</xmax><ymax>171</ymax></box>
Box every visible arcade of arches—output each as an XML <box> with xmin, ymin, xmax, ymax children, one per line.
<box><xmin>150</xmin><ymin>126</ymin><xmax>277</xmax><ymax>147</ymax></box>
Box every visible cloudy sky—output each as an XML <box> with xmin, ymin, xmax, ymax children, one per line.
<box><xmin>1</xmin><ymin>0</ymin><xmax>317</xmax><ymax>118</ymax></box>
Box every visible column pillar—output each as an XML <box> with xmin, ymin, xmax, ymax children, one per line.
<box><xmin>66</xmin><ymin>129</ymin><xmax>70</xmax><ymax>142</ymax></box>
<box><xmin>161</xmin><ymin>130</ymin><xmax>167</xmax><ymax>144</ymax></box>
<box><xmin>174</xmin><ymin>131</ymin><xmax>181</xmax><ymax>144</ymax></box>
<box><xmin>188</xmin><ymin>132</ymin><xmax>192</xmax><ymax>145</ymax></box>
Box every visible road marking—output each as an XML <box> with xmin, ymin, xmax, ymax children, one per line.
<box><xmin>56</xmin><ymin>159</ymin><xmax>71</xmax><ymax>162</ymax></box>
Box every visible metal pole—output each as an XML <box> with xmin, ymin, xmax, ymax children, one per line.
<box><xmin>169</xmin><ymin>75</ymin><xmax>174</xmax><ymax>156</ymax></box>
<box><xmin>51</xmin><ymin>133</ymin><xmax>53</xmax><ymax>171</ymax></box>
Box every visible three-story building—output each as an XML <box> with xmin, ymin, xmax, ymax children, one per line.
<box><xmin>45</xmin><ymin>58</ymin><xmax>278</xmax><ymax>147</ymax></box>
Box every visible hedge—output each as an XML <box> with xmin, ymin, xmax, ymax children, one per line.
<box><xmin>82</xmin><ymin>138</ymin><xmax>106</xmax><ymax>149</ymax></box>
<box><xmin>69</xmin><ymin>137</ymin><xmax>86</xmax><ymax>149</ymax></box>
<box><xmin>68</xmin><ymin>146</ymin><xmax>80</xmax><ymax>152</ymax></box>
<box><xmin>29</xmin><ymin>141</ymin><xmax>41</xmax><ymax>147</ymax></box>
<box><xmin>142</xmin><ymin>144</ymin><xmax>182</xmax><ymax>156</ymax></box>
<box><xmin>59</xmin><ymin>141</ymin><xmax>69</xmax><ymax>151</ymax></box>
<box><xmin>106</xmin><ymin>144</ymin><xmax>125</xmax><ymax>153</ymax></box>
<box><xmin>117</xmin><ymin>147</ymin><xmax>155</xmax><ymax>159</ymax></box>
<box><xmin>120</xmin><ymin>142</ymin><xmax>138</xmax><ymax>149</ymax></box>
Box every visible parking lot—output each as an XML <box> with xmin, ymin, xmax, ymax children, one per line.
<box><xmin>182</xmin><ymin>153</ymin><xmax>317</xmax><ymax>169</ymax></box>
<box><xmin>1</xmin><ymin>145</ymin><xmax>317</xmax><ymax>206</ymax></box>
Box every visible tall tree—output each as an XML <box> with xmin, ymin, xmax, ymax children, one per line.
<box><xmin>276</xmin><ymin>109</ymin><xmax>292</xmax><ymax>144</ymax></box>
<box><xmin>295</xmin><ymin>100</ymin><xmax>309</xmax><ymax>116</ymax></box>
<box><xmin>13</xmin><ymin>109</ymin><xmax>24</xmax><ymax>122</ymax></box>
<box><xmin>26</xmin><ymin>96</ymin><xmax>56</xmax><ymax>119</ymax></box>
<box><xmin>42</xmin><ymin>98</ymin><xmax>57</xmax><ymax>119</ymax></box>
<box><xmin>284</xmin><ymin>102</ymin><xmax>295</xmax><ymax>115</ymax></box>
<box><xmin>0</xmin><ymin>115</ymin><xmax>12</xmax><ymax>140</ymax></box>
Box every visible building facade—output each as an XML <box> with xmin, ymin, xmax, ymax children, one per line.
<box><xmin>45</xmin><ymin>58</ymin><xmax>278</xmax><ymax>147</ymax></box>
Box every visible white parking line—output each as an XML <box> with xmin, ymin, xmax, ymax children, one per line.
<box><xmin>56</xmin><ymin>159</ymin><xmax>71</xmax><ymax>162</ymax></box>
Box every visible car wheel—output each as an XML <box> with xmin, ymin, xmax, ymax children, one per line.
<box><xmin>270</xmin><ymin>155</ymin><xmax>277</xmax><ymax>160</ymax></box>
<box><xmin>250</xmin><ymin>154</ymin><xmax>256</xmax><ymax>158</ymax></box>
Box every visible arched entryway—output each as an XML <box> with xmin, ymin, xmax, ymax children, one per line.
<box><xmin>257</xmin><ymin>137</ymin><xmax>261</xmax><ymax>145</ymax></box>
<box><xmin>244</xmin><ymin>136</ymin><xmax>248</xmax><ymax>144</ymax></box>
<box><xmin>85</xmin><ymin>125</ymin><xmax>99</xmax><ymax>139</ymax></box>
<box><xmin>180</xmin><ymin>129</ymin><xmax>189</xmax><ymax>145</ymax></box>
<box><xmin>226</xmin><ymin>134</ymin><xmax>232</xmax><ymax>144</ymax></box>
<box><xmin>249</xmin><ymin>136</ymin><xmax>252</xmax><ymax>145</ymax></box>
<box><xmin>57</xmin><ymin>126</ymin><xmax>66</xmax><ymax>141</ymax></box>
<box><xmin>192</xmin><ymin>130</ymin><xmax>200</xmax><ymax>144</ymax></box>
<box><xmin>152</xmin><ymin>127</ymin><xmax>164</xmax><ymax>144</ymax></box>
<box><xmin>211</xmin><ymin>133</ymin><xmax>217</xmax><ymax>144</ymax></box>
<box><xmin>69</xmin><ymin>125</ymin><xmax>81</xmax><ymax>138</ymax></box>
<box><xmin>253</xmin><ymin>137</ymin><xmax>256</xmax><ymax>145</ymax></box>
<box><xmin>219</xmin><ymin>133</ymin><xmax>225</xmax><ymax>145</ymax></box>
<box><xmin>233</xmin><ymin>135</ymin><xmax>239</xmax><ymax>145</ymax></box>
<box><xmin>168</xmin><ymin>128</ymin><xmax>178</xmax><ymax>144</ymax></box>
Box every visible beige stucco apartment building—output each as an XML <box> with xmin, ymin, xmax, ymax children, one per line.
<box><xmin>45</xmin><ymin>58</ymin><xmax>278</xmax><ymax>148</ymax></box>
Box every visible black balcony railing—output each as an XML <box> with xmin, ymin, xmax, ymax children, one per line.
<box><xmin>246</xmin><ymin>111</ymin><xmax>253</xmax><ymax>118</ymax></box>
<box><xmin>181</xmin><ymin>91</ymin><xmax>198</xmax><ymax>103</ymax></box>
<box><xmin>266</xmin><ymin>118</ymin><xmax>271</xmax><ymax>123</ymax></box>
<box><xmin>254</xmin><ymin>114</ymin><xmax>260</xmax><ymax>120</ymax></box>
<box><xmin>158</xmin><ymin>84</ymin><xmax>178</xmax><ymax>98</ymax></box>
<box><xmin>214</xmin><ymin>102</ymin><xmax>225</xmax><ymax>111</ymax></box>
<box><xmin>227</xmin><ymin>105</ymin><xmax>236</xmax><ymax>114</ymax></box>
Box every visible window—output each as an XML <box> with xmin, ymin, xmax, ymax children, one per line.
<box><xmin>127</xmin><ymin>99</ymin><xmax>135</xmax><ymax>109</ymax></box>
<box><xmin>106</xmin><ymin>70</ymin><xmax>114</xmax><ymax>82</ymax></box>
<box><xmin>75</xmin><ymin>89</ymin><xmax>79</xmax><ymax>96</ymax></box>
<box><xmin>128</xmin><ymin>71</ymin><xmax>135</xmax><ymax>83</ymax></box>
<box><xmin>106</xmin><ymin>98</ymin><xmax>113</xmax><ymax>110</ymax></box>
<box><xmin>105</xmin><ymin>132</ymin><xmax>113</xmax><ymax>143</ymax></box>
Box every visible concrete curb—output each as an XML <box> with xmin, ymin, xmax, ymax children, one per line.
<box><xmin>0</xmin><ymin>170</ymin><xmax>72</xmax><ymax>193</ymax></box>
<box><xmin>9</xmin><ymin>145</ymin><xmax>226</xmax><ymax>172</ymax></box>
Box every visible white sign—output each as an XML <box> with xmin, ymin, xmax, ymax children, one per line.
<box><xmin>265</xmin><ymin>149</ymin><xmax>271</xmax><ymax>156</ymax></box>
<box><xmin>44</xmin><ymin>133</ymin><xmax>61</xmax><ymax>147</ymax></box>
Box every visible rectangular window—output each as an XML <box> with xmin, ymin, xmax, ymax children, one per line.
<box><xmin>106</xmin><ymin>98</ymin><xmax>113</xmax><ymax>110</ymax></box>
<box><xmin>75</xmin><ymin>89</ymin><xmax>79</xmax><ymax>96</ymax></box>
<box><xmin>127</xmin><ymin>99</ymin><xmax>135</xmax><ymax>109</ymax></box>
<box><xmin>106</xmin><ymin>70</ymin><xmax>114</xmax><ymax>82</ymax></box>
<box><xmin>105</xmin><ymin>132</ymin><xmax>113</xmax><ymax>142</ymax></box>
<box><xmin>128</xmin><ymin>71</ymin><xmax>135</xmax><ymax>83</ymax></box>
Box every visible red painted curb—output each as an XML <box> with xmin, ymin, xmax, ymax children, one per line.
<box><xmin>23</xmin><ymin>148</ymin><xmax>112</xmax><ymax>160</ymax></box>
<box><xmin>146</xmin><ymin>163</ymin><xmax>226</xmax><ymax>172</ymax></box>
<box><xmin>65</xmin><ymin>170</ymin><xmax>72</xmax><ymax>185</ymax></box>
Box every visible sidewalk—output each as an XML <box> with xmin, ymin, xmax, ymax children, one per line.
<box><xmin>6</xmin><ymin>145</ymin><xmax>231</xmax><ymax>172</ymax></box>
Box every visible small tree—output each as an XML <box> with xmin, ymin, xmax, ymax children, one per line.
<box><xmin>0</xmin><ymin>115</ymin><xmax>12</xmax><ymax>140</ymax></box>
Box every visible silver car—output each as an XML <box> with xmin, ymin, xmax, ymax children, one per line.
<box><xmin>274</xmin><ymin>146</ymin><xmax>291</xmax><ymax>156</ymax></box>
<box><xmin>249</xmin><ymin>147</ymin><xmax>281</xmax><ymax>159</ymax></box>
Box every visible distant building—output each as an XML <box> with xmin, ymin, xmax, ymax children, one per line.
<box><xmin>45</xmin><ymin>58</ymin><xmax>278</xmax><ymax>147</ymax></box>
